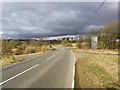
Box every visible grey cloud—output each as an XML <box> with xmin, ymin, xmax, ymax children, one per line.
<box><xmin>83</xmin><ymin>25</ymin><xmax>103</xmax><ymax>33</ymax></box>
<box><xmin>2</xmin><ymin>2</ymin><xmax>118</xmax><ymax>39</ymax></box>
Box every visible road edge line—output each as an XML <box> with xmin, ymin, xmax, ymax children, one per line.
<box><xmin>71</xmin><ymin>50</ymin><xmax>75</xmax><ymax>89</ymax></box>
<box><xmin>0</xmin><ymin>64</ymin><xmax>39</xmax><ymax>85</ymax></box>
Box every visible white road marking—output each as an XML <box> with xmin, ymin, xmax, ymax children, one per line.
<box><xmin>56</xmin><ymin>52</ymin><xmax>60</xmax><ymax>55</ymax></box>
<box><xmin>71</xmin><ymin>51</ymin><xmax>76</xmax><ymax>89</ymax></box>
<box><xmin>1</xmin><ymin>50</ymin><xmax>64</xmax><ymax>85</ymax></box>
<box><xmin>46</xmin><ymin>54</ymin><xmax>55</xmax><ymax>60</ymax></box>
<box><xmin>3</xmin><ymin>55</ymin><xmax>41</xmax><ymax>69</ymax></box>
<box><xmin>0</xmin><ymin>64</ymin><xmax>39</xmax><ymax>85</ymax></box>
<box><xmin>56</xmin><ymin>50</ymin><xmax>63</xmax><ymax>55</ymax></box>
<box><xmin>46</xmin><ymin>50</ymin><xmax>63</xmax><ymax>61</ymax></box>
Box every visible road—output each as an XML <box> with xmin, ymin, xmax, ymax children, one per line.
<box><xmin>1</xmin><ymin>47</ymin><xmax>75</xmax><ymax>88</ymax></box>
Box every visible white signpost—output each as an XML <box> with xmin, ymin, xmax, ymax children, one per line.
<box><xmin>91</xmin><ymin>36</ymin><xmax>98</xmax><ymax>49</ymax></box>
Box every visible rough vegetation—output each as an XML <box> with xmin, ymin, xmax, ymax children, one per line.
<box><xmin>1</xmin><ymin>40</ymin><xmax>51</xmax><ymax>66</ymax></box>
<box><xmin>75</xmin><ymin>55</ymin><xmax>119</xmax><ymax>89</ymax></box>
<box><xmin>98</xmin><ymin>23</ymin><xmax>119</xmax><ymax>49</ymax></box>
<box><xmin>76</xmin><ymin>23</ymin><xmax>119</xmax><ymax>49</ymax></box>
<box><xmin>1</xmin><ymin>56</ymin><xmax>24</xmax><ymax>67</ymax></box>
<box><xmin>72</xmin><ymin>48</ymin><xmax>118</xmax><ymax>55</ymax></box>
<box><xmin>74</xmin><ymin>22</ymin><xmax>119</xmax><ymax>89</ymax></box>
<box><xmin>61</xmin><ymin>37</ymin><xmax>72</xmax><ymax>47</ymax></box>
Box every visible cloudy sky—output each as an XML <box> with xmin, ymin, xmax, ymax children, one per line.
<box><xmin>2</xmin><ymin>2</ymin><xmax>118</xmax><ymax>39</ymax></box>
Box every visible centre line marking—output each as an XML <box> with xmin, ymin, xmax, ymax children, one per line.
<box><xmin>56</xmin><ymin>51</ymin><xmax>63</xmax><ymax>55</ymax></box>
<box><xmin>46</xmin><ymin>54</ymin><xmax>56</xmax><ymax>60</ymax></box>
<box><xmin>0</xmin><ymin>64</ymin><xmax>39</xmax><ymax>85</ymax></box>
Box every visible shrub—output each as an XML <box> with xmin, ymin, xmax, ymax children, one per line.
<box><xmin>2</xmin><ymin>40</ymin><xmax>13</xmax><ymax>56</ymax></box>
<box><xmin>13</xmin><ymin>45</ymin><xmax>26</xmax><ymax>55</ymax></box>
<box><xmin>41</xmin><ymin>45</ymin><xmax>49</xmax><ymax>52</ymax></box>
<box><xmin>24</xmin><ymin>46</ymin><xmax>39</xmax><ymax>54</ymax></box>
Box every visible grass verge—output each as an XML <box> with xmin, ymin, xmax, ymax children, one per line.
<box><xmin>75</xmin><ymin>55</ymin><xmax>119</xmax><ymax>89</ymax></box>
<box><xmin>1</xmin><ymin>56</ymin><xmax>24</xmax><ymax>67</ymax></box>
<box><xmin>1</xmin><ymin>46</ymin><xmax>57</xmax><ymax>67</ymax></box>
<box><xmin>72</xmin><ymin>48</ymin><xmax>118</xmax><ymax>55</ymax></box>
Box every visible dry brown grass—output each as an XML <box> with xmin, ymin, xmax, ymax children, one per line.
<box><xmin>1</xmin><ymin>56</ymin><xmax>24</xmax><ymax>67</ymax></box>
<box><xmin>72</xmin><ymin>48</ymin><xmax>118</xmax><ymax>55</ymax></box>
<box><xmin>1</xmin><ymin>45</ymin><xmax>51</xmax><ymax>67</ymax></box>
<box><xmin>75</xmin><ymin>55</ymin><xmax>119</xmax><ymax>89</ymax></box>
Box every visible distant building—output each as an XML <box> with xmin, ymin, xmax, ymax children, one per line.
<box><xmin>39</xmin><ymin>35</ymin><xmax>78</xmax><ymax>41</ymax></box>
<box><xmin>32</xmin><ymin>38</ymin><xmax>39</xmax><ymax>40</ymax></box>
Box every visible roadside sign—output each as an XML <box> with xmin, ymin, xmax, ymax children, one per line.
<box><xmin>91</xmin><ymin>36</ymin><xmax>98</xmax><ymax>49</ymax></box>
